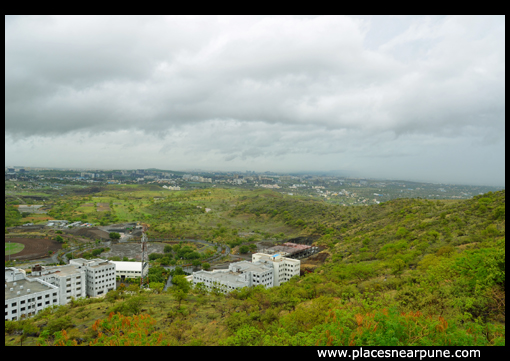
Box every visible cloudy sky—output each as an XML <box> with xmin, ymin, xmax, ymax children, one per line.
<box><xmin>5</xmin><ymin>15</ymin><xmax>505</xmax><ymax>186</ymax></box>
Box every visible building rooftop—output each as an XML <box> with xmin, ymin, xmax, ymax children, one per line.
<box><xmin>29</xmin><ymin>264</ymin><xmax>83</xmax><ymax>278</ymax></box>
<box><xmin>111</xmin><ymin>261</ymin><xmax>141</xmax><ymax>271</ymax></box>
<box><xmin>69</xmin><ymin>258</ymin><xmax>112</xmax><ymax>268</ymax></box>
<box><xmin>194</xmin><ymin>270</ymin><xmax>247</xmax><ymax>287</ymax></box>
<box><xmin>253</xmin><ymin>253</ymin><xmax>300</xmax><ymax>264</ymax></box>
<box><xmin>262</xmin><ymin>243</ymin><xmax>314</xmax><ymax>256</ymax></box>
<box><xmin>282</xmin><ymin>243</ymin><xmax>313</xmax><ymax>250</ymax></box>
<box><xmin>5</xmin><ymin>278</ymin><xmax>57</xmax><ymax>300</ymax></box>
<box><xmin>230</xmin><ymin>261</ymin><xmax>272</xmax><ymax>274</ymax></box>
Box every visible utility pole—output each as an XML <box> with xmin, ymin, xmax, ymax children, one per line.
<box><xmin>140</xmin><ymin>224</ymin><xmax>149</xmax><ymax>289</ymax></box>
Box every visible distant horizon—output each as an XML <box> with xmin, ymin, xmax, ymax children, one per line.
<box><xmin>5</xmin><ymin>164</ymin><xmax>505</xmax><ymax>188</ymax></box>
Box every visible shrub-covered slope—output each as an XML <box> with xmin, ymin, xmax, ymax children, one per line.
<box><xmin>5</xmin><ymin>191</ymin><xmax>505</xmax><ymax>346</ymax></box>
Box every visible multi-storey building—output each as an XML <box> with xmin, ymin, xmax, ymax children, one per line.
<box><xmin>27</xmin><ymin>258</ymin><xmax>116</xmax><ymax>304</ymax></box>
<box><xmin>193</xmin><ymin>260</ymin><xmax>273</xmax><ymax>293</ymax></box>
<box><xmin>28</xmin><ymin>264</ymin><xmax>86</xmax><ymax>305</ymax></box>
<box><xmin>252</xmin><ymin>253</ymin><xmax>300</xmax><ymax>286</ymax></box>
<box><xmin>69</xmin><ymin>258</ymin><xmax>116</xmax><ymax>297</ymax></box>
<box><xmin>5</xmin><ymin>268</ymin><xmax>59</xmax><ymax>321</ymax></box>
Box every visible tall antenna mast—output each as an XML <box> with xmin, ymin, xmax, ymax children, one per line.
<box><xmin>140</xmin><ymin>223</ymin><xmax>149</xmax><ymax>288</ymax></box>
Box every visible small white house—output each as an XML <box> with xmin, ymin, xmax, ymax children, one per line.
<box><xmin>111</xmin><ymin>261</ymin><xmax>148</xmax><ymax>280</ymax></box>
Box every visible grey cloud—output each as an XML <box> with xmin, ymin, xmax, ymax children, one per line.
<box><xmin>4</xmin><ymin>16</ymin><xmax>505</xmax><ymax>186</ymax></box>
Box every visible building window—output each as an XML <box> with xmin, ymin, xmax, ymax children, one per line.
<box><xmin>20</xmin><ymin>300</ymin><xmax>25</xmax><ymax>304</ymax></box>
<box><xmin>37</xmin><ymin>296</ymin><xmax>42</xmax><ymax>300</ymax></box>
<box><xmin>37</xmin><ymin>303</ymin><xmax>42</xmax><ymax>307</ymax></box>
<box><xmin>45</xmin><ymin>301</ymin><xmax>50</xmax><ymax>305</ymax></box>
<box><xmin>11</xmin><ymin>303</ymin><xmax>16</xmax><ymax>307</ymax></box>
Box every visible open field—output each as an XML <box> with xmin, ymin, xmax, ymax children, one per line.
<box><xmin>4</xmin><ymin>238</ymin><xmax>62</xmax><ymax>261</ymax></box>
<box><xmin>5</xmin><ymin>242</ymin><xmax>25</xmax><ymax>255</ymax></box>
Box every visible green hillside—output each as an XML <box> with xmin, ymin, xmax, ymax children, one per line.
<box><xmin>5</xmin><ymin>190</ymin><xmax>505</xmax><ymax>346</ymax></box>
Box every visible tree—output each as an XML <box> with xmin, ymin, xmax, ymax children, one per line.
<box><xmin>202</xmin><ymin>262</ymin><xmax>211</xmax><ymax>271</ymax></box>
<box><xmin>55</xmin><ymin>235</ymin><xmax>64</xmax><ymax>243</ymax></box>
<box><xmin>164</xmin><ymin>245</ymin><xmax>173</xmax><ymax>253</ymax></box>
<box><xmin>192</xmin><ymin>259</ymin><xmax>201</xmax><ymax>267</ymax></box>
<box><xmin>109</xmin><ymin>232</ymin><xmax>121</xmax><ymax>240</ymax></box>
<box><xmin>19</xmin><ymin>320</ymin><xmax>38</xmax><ymax>346</ymax></box>
<box><xmin>391</xmin><ymin>258</ymin><xmax>406</xmax><ymax>277</ymax></box>
<box><xmin>171</xmin><ymin>275</ymin><xmax>190</xmax><ymax>308</ymax></box>
<box><xmin>150</xmin><ymin>282</ymin><xmax>164</xmax><ymax>294</ymax></box>
<box><xmin>239</xmin><ymin>245</ymin><xmax>249</xmax><ymax>254</ymax></box>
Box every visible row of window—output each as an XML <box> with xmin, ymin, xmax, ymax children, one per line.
<box><xmin>6</xmin><ymin>299</ymin><xmax>57</xmax><ymax>314</ymax></box>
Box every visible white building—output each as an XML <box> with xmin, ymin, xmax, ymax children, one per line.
<box><xmin>193</xmin><ymin>261</ymin><xmax>273</xmax><ymax>293</ymax></box>
<box><xmin>111</xmin><ymin>261</ymin><xmax>148</xmax><ymax>280</ymax></box>
<box><xmin>5</xmin><ymin>268</ymin><xmax>60</xmax><ymax>321</ymax></box>
<box><xmin>252</xmin><ymin>253</ymin><xmax>300</xmax><ymax>286</ymax></box>
<box><xmin>28</xmin><ymin>264</ymin><xmax>86</xmax><ymax>305</ymax></box>
<box><xmin>27</xmin><ymin>258</ymin><xmax>116</xmax><ymax>303</ymax></box>
<box><xmin>69</xmin><ymin>258</ymin><xmax>116</xmax><ymax>297</ymax></box>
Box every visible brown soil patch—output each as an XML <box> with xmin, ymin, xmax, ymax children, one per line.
<box><xmin>82</xmin><ymin>204</ymin><xmax>94</xmax><ymax>207</ymax></box>
<box><xmin>306</xmin><ymin>252</ymin><xmax>329</xmax><ymax>263</ymax></box>
<box><xmin>65</xmin><ymin>227</ymin><xmax>110</xmax><ymax>241</ymax></box>
<box><xmin>5</xmin><ymin>238</ymin><xmax>62</xmax><ymax>261</ymax></box>
<box><xmin>24</xmin><ymin>215</ymin><xmax>53</xmax><ymax>221</ymax></box>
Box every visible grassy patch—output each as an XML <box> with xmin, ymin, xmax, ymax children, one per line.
<box><xmin>5</xmin><ymin>242</ymin><xmax>25</xmax><ymax>255</ymax></box>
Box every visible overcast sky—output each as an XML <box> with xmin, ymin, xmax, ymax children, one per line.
<box><xmin>5</xmin><ymin>15</ymin><xmax>505</xmax><ymax>186</ymax></box>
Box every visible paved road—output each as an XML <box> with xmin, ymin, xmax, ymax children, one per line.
<box><xmin>161</xmin><ymin>266</ymin><xmax>194</xmax><ymax>291</ymax></box>
<box><xmin>164</xmin><ymin>275</ymin><xmax>173</xmax><ymax>291</ymax></box>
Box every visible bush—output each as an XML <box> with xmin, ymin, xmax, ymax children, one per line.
<box><xmin>45</xmin><ymin>316</ymin><xmax>73</xmax><ymax>335</ymax></box>
<box><xmin>55</xmin><ymin>235</ymin><xmax>64</xmax><ymax>243</ymax></box>
<box><xmin>239</xmin><ymin>245</ymin><xmax>249</xmax><ymax>254</ymax></box>
<box><xmin>148</xmin><ymin>253</ymin><xmax>164</xmax><ymax>261</ymax></box>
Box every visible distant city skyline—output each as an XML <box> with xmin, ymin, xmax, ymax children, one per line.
<box><xmin>4</xmin><ymin>164</ymin><xmax>505</xmax><ymax>188</ymax></box>
<box><xmin>6</xmin><ymin>16</ymin><xmax>505</xmax><ymax>187</ymax></box>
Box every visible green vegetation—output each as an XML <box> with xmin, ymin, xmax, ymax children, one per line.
<box><xmin>5</xmin><ymin>205</ymin><xmax>22</xmax><ymax>227</ymax></box>
<box><xmin>109</xmin><ymin>232</ymin><xmax>121</xmax><ymax>240</ymax></box>
<box><xmin>4</xmin><ymin>242</ymin><xmax>25</xmax><ymax>255</ymax></box>
<box><xmin>4</xmin><ymin>185</ymin><xmax>505</xmax><ymax>346</ymax></box>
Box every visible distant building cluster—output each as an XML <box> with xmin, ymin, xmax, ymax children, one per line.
<box><xmin>5</xmin><ymin>258</ymin><xmax>116</xmax><ymax>321</ymax></box>
<box><xmin>256</xmin><ymin>184</ymin><xmax>280</xmax><ymax>189</ymax></box>
<box><xmin>162</xmin><ymin>185</ymin><xmax>181</xmax><ymax>190</ymax></box>
<box><xmin>183</xmin><ymin>174</ymin><xmax>212</xmax><ymax>183</ymax></box>
<box><xmin>45</xmin><ymin>220</ymin><xmax>93</xmax><ymax>228</ymax></box>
